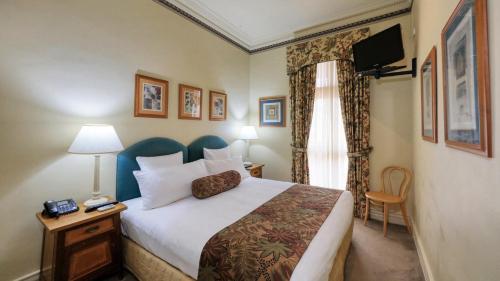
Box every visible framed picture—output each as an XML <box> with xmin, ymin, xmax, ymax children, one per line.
<box><xmin>178</xmin><ymin>84</ymin><xmax>202</xmax><ymax>120</ymax></box>
<box><xmin>259</xmin><ymin>96</ymin><xmax>286</xmax><ymax>127</ymax></box>
<box><xmin>420</xmin><ymin>46</ymin><xmax>438</xmax><ymax>143</ymax></box>
<box><xmin>441</xmin><ymin>0</ymin><xmax>491</xmax><ymax>157</ymax></box>
<box><xmin>209</xmin><ymin>91</ymin><xmax>227</xmax><ymax>121</ymax></box>
<box><xmin>134</xmin><ymin>74</ymin><xmax>168</xmax><ymax>118</ymax></box>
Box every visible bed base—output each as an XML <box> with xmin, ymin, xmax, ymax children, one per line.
<box><xmin>123</xmin><ymin>218</ymin><xmax>353</xmax><ymax>281</ymax></box>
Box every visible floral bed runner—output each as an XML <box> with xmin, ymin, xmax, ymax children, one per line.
<box><xmin>198</xmin><ymin>184</ymin><xmax>343</xmax><ymax>281</ymax></box>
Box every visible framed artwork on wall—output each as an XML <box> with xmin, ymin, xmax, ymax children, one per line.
<box><xmin>421</xmin><ymin>46</ymin><xmax>438</xmax><ymax>143</ymax></box>
<box><xmin>134</xmin><ymin>74</ymin><xmax>168</xmax><ymax>118</ymax></box>
<box><xmin>209</xmin><ymin>91</ymin><xmax>227</xmax><ymax>121</ymax></box>
<box><xmin>178</xmin><ymin>84</ymin><xmax>202</xmax><ymax>120</ymax></box>
<box><xmin>259</xmin><ymin>96</ymin><xmax>286</xmax><ymax>127</ymax></box>
<box><xmin>441</xmin><ymin>0</ymin><xmax>491</xmax><ymax>157</ymax></box>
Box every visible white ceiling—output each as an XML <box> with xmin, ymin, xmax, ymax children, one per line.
<box><xmin>166</xmin><ymin>0</ymin><xmax>411</xmax><ymax>49</ymax></box>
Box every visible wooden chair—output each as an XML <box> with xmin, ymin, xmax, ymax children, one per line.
<box><xmin>364</xmin><ymin>166</ymin><xmax>412</xmax><ymax>237</ymax></box>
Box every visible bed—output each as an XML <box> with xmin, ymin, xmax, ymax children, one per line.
<box><xmin>116</xmin><ymin>135</ymin><xmax>354</xmax><ymax>281</ymax></box>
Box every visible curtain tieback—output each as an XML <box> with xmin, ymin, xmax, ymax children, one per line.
<box><xmin>291</xmin><ymin>145</ymin><xmax>307</xmax><ymax>153</ymax></box>
<box><xmin>347</xmin><ymin>147</ymin><xmax>373</xmax><ymax>158</ymax></box>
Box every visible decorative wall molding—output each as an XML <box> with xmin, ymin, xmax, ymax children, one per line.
<box><xmin>153</xmin><ymin>0</ymin><xmax>411</xmax><ymax>54</ymax></box>
<box><xmin>154</xmin><ymin>0</ymin><xmax>248</xmax><ymax>51</ymax></box>
<box><xmin>251</xmin><ymin>7</ymin><xmax>411</xmax><ymax>54</ymax></box>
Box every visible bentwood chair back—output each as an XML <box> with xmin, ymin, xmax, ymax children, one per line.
<box><xmin>380</xmin><ymin>166</ymin><xmax>412</xmax><ymax>200</ymax></box>
<box><xmin>365</xmin><ymin>166</ymin><xmax>413</xmax><ymax>237</ymax></box>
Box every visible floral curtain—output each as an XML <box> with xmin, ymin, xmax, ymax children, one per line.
<box><xmin>287</xmin><ymin>27</ymin><xmax>371</xmax><ymax>216</ymax></box>
<box><xmin>337</xmin><ymin>60</ymin><xmax>371</xmax><ymax>218</ymax></box>
<box><xmin>287</xmin><ymin>28</ymin><xmax>370</xmax><ymax>75</ymax></box>
<box><xmin>290</xmin><ymin>65</ymin><xmax>317</xmax><ymax>184</ymax></box>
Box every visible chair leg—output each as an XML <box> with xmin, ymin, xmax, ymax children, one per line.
<box><xmin>400</xmin><ymin>202</ymin><xmax>412</xmax><ymax>234</ymax></box>
<box><xmin>383</xmin><ymin>203</ymin><xmax>389</xmax><ymax>237</ymax></box>
<box><xmin>364</xmin><ymin>199</ymin><xmax>370</xmax><ymax>225</ymax></box>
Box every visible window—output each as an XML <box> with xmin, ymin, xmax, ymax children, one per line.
<box><xmin>308</xmin><ymin>61</ymin><xmax>348</xmax><ymax>189</ymax></box>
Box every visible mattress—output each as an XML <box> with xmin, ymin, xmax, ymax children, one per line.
<box><xmin>121</xmin><ymin>177</ymin><xmax>354</xmax><ymax>281</ymax></box>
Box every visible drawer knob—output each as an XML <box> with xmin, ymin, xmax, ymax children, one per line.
<box><xmin>85</xmin><ymin>225</ymin><xmax>100</xmax><ymax>233</ymax></box>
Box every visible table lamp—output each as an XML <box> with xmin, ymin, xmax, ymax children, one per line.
<box><xmin>239</xmin><ymin>126</ymin><xmax>258</xmax><ymax>165</ymax></box>
<box><xmin>68</xmin><ymin>124</ymin><xmax>124</xmax><ymax>206</ymax></box>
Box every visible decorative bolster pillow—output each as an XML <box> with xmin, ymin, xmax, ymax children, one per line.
<box><xmin>192</xmin><ymin>170</ymin><xmax>241</xmax><ymax>199</ymax></box>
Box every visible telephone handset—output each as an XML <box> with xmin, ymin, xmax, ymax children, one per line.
<box><xmin>43</xmin><ymin>199</ymin><xmax>79</xmax><ymax>218</ymax></box>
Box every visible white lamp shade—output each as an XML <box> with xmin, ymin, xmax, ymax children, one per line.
<box><xmin>68</xmin><ymin>124</ymin><xmax>124</xmax><ymax>154</ymax></box>
<box><xmin>239</xmin><ymin>126</ymin><xmax>258</xmax><ymax>140</ymax></box>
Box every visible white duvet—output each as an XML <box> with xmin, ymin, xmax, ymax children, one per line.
<box><xmin>121</xmin><ymin>177</ymin><xmax>353</xmax><ymax>281</ymax></box>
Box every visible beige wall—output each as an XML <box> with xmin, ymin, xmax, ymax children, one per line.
<box><xmin>249</xmin><ymin>14</ymin><xmax>414</xmax><ymax>196</ymax></box>
<box><xmin>365</xmin><ymin>15</ymin><xmax>414</xmax><ymax>193</ymax></box>
<box><xmin>411</xmin><ymin>0</ymin><xmax>500</xmax><ymax>280</ymax></box>
<box><xmin>249</xmin><ymin>47</ymin><xmax>292</xmax><ymax>181</ymax></box>
<box><xmin>0</xmin><ymin>0</ymin><xmax>249</xmax><ymax>279</ymax></box>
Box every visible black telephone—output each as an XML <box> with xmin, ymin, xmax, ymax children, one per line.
<box><xmin>43</xmin><ymin>199</ymin><xmax>79</xmax><ymax>218</ymax></box>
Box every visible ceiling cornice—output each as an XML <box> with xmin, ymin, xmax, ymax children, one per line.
<box><xmin>250</xmin><ymin>7</ymin><xmax>411</xmax><ymax>54</ymax></box>
<box><xmin>153</xmin><ymin>0</ymin><xmax>412</xmax><ymax>54</ymax></box>
<box><xmin>153</xmin><ymin>0</ymin><xmax>250</xmax><ymax>51</ymax></box>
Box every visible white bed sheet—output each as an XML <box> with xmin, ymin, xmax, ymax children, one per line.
<box><xmin>121</xmin><ymin>177</ymin><xmax>353</xmax><ymax>281</ymax></box>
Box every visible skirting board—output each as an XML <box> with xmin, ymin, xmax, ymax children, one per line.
<box><xmin>11</xmin><ymin>270</ymin><xmax>38</xmax><ymax>281</ymax></box>
<box><xmin>411</xmin><ymin>218</ymin><xmax>435</xmax><ymax>281</ymax></box>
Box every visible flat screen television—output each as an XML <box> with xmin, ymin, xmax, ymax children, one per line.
<box><xmin>352</xmin><ymin>24</ymin><xmax>405</xmax><ymax>73</ymax></box>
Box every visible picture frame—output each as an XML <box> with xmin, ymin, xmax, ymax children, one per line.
<box><xmin>134</xmin><ymin>74</ymin><xmax>168</xmax><ymax>118</ymax></box>
<box><xmin>209</xmin><ymin>91</ymin><xmax>227</xmax><ymax>121</ymax></box>
<box><xmin>259</xmin><ymin>96</ymin><xmax>286</xmax><ymax>127</ymax></box>
<box><xmin>441</xmin><ymin>0</ymin><xmax>491</xmax><ymax>157</ymax></box>
<box><xmin>178</xmin><ymin>84</ymin><xmax>202</xmax><ymax>120</ymax></box>
<box><xmin>420</xmin><ymin>46</ymin><xmax>438</xmax><ymax>143</ymax></box>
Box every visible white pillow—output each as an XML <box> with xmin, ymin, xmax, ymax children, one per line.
<box><xmin>204</xmin><ymin>157</ymin><xmax>250</xmax><ymax>179</ymax></box>
<box><xmin>133</xmin><ymin>159</ymin><xmax>209</xmax><ymax>209</ymax></box>
<box><xmin>203</xmin><ymin>146</ymin><xmax>231</xmax><ymax>160</ymax></box>
<box><xmin>136</xmin><ymin>151</ymin><xmax>183</xmax><ymax>172</ymax></box>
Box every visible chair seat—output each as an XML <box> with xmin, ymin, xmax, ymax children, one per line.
<box><xmin>365</xmin><ymin>191</ymin><xmax>402</xmax><ymax>204</ymax></box>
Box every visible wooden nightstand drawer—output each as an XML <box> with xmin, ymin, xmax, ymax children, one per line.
<box><xmin>65</xmin><ymin>218</ymin><xmax>114</xmax><ymax>246</ymax></box>
<box><xmin>250</xmin><ymin>168</ymin><xmax>262</xmax><ymax>177</ymax></box>
<box><xmin>37</xmin><ymin>201</ymin><xmax>127</xmax><ymax>281</ymax></box>
<box><xmin>245</xmin><ymin>163</ymin><xmax>264</xmax><ymax>179</ymax></box>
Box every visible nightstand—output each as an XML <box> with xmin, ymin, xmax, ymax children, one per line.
<box><xmin>36</xmin><ymin>200</ymin><xmax>127</xmax><ymax>281</ymax></box>
<box><xmin>245</xmin><ymin>163</ymin><xmax>264</xmax><ymax>178</ymax></box>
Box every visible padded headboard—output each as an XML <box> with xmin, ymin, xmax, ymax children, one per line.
<box><xmin>116</xmin><ymin>137</ymin><xmax>188</xmax><ymax>202</ymax></box>
<box><xmin>187</xmin><ymin>135</ymin><xmax>228</xmax><ymax>162</ymax></box>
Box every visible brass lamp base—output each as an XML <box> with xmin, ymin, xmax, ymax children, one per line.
<box><xmin>83</xmin><ymin>197</ymin><xmax>109</xmax><ymax>207</ymax></box>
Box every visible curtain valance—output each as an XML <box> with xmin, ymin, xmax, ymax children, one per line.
<box><xmin>286</xmin><ymin>28</ymin><xmax>370</xmax><ymax>75</ymax></box>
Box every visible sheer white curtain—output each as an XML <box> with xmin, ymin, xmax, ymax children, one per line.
<box><xmin>308</xmin><ymin>61</ymin><xmax>348</xmax><ymax>189</ymax></box>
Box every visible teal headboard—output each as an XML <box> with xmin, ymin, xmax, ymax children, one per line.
<box><xmin>116</xmin><ymin>135</ymin><xmax>228</xmax><ymax>202</ymax></box>
<box><xmin>116</xmin><ymin>137</ymin><xmax>188</xmax><ymax>202</ymax></box>
<box><xmin>187</xmin><ymin>135</ymin><xmax>228</xmax><ymax>162</ymax></box>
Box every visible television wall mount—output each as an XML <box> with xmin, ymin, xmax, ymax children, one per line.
<box><xmin>358</xmin><ymin>57</ymin><xmax>417</xmax><ymax>79</ymax></box>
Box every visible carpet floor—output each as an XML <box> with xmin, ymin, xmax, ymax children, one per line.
<box><xmin>109</xmin><ymin>218</ymin><xmax>424</xmax><ymax>281</ymax></box>
<box><xmin>345</xmin><ymin>218</ymin><xmax>425</xmax><ymax>281</ymax></box>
